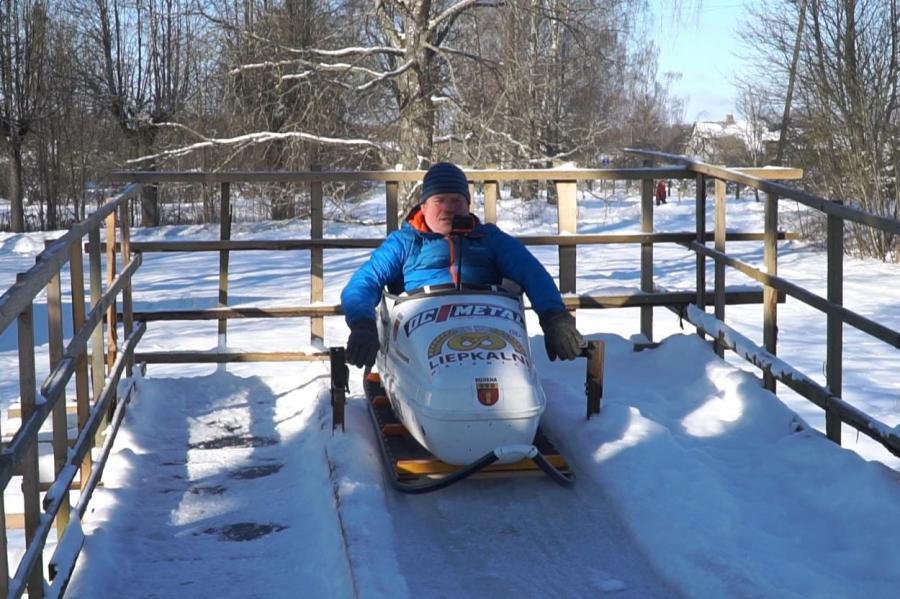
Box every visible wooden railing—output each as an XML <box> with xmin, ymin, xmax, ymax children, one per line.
<box><xmin>0</xmin><ymin>185</ymin><xmax>142</xmax><ymax>597</ymax></box>
<box><xmin>10</xmin><ymin>159</ymin><xmax>898</xmax><ymax>595</ymax></box>
<box><xmin>106</xmin><ymin>162</ymin><xmax>898</xmax><ymax>459</ymax></box>
<box><xmin>626</xmin><ymin>149</ymin><xmax>900</xmax><ymax>458</ymax></box>
<box><xmin>105</xmin><ymin>167</ymin><xmax>800</xmax><ymax>361</ymax></box>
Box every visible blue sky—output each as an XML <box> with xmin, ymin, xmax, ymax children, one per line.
<box><xmin>651</xmin><ymin>0</ymin><xmax>751</xmax><ymax>123</ymax></box>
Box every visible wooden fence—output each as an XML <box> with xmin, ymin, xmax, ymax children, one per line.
<box><xmin>2</xmin><ymin>156</ymin><xmax>898</xmax><ymax>596</ymax></box>
<box><xmin>0</xmin><ymin>185</ymin><xmax>142</xmax><ymax>597</ymax></box>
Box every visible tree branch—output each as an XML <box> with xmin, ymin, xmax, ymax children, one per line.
<box><xmin>124</xmin><ymin>123</ymin><xmax>385</xmax><ymax>165</ymax></box>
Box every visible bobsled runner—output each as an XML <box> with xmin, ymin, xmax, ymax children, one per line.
<box><xmin>330</xmin><ymin>284</ymin><xmax>604</xmax><ymax>494</ymax></box>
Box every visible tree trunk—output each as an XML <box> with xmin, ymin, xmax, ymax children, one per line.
<box><xmin>136</xmin><ymin>132</ymin><xmax>160</xmax><ymax>226</ymax></box>
<box><xmin>8</xmin><ymin>136</ymin><xmax>25</xmax><ymax>232</ymax></box>
<box><xmin>396</xmin><ymin>65</ymin><xmax>436</xmax><ymax>211</ymax></box>
<box><xmin>775</xmin><ymin>0</ymin><xmax>808</xmax><ymax>166</ymax></box>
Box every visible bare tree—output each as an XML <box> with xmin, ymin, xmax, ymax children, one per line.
<box><xmin>0</xmin><ymin>0</ymin><xmax>48</xmax><ymax>232</ymax></box>
<box><xmin>72</xmin><ymin>0</ymin><xmax>203</xmax><ymax>225</ymax></box>
<box><xmin>746</xmin><ymin>0</ymin><xmax>899</xmax><ymax>259</ymax></box>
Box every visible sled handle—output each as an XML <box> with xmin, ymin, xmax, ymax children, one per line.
<box><xmin>329</xmin><ymin>347</ymin><xmax>350</xmax><ymax>432</ymax></box>
<box><xmin>583</xmin><ymin>340</ymin><xmax>605</xmax><ymax>419</ymax></box>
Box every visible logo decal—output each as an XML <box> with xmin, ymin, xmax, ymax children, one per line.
<box><xmin>404</xmin><ymin>303</ymin><xmax>525</xmax><ymax>336</ymax></box>
<box><xmin>426</xmin><ymin>326</ymin><xmax>529</xmax><ymax>370</ymax></box>
<box><xmin>475</xmin><ymin>377</ymin><xmax>500</xmax><ymax>406</ymax></box>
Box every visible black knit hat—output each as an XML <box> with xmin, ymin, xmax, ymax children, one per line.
<box><xmin>421</xmin><ymin>162</ymin><xmax>470</xmax><ymax>204</ymax></box>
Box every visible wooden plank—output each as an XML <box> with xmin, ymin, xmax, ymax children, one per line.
<box><xmin>7</xmin><ymin>404</ymin><xmax>77</xmax><ymax>419</ymax></box>
<box><xmin>310</xmin><ymin>178</ymin><xmax>324</xmax><ymax>345</ymax></box>
<box><xmin>381</xmin><ymin>423</ymin><xmax>407</xmax><ymax>437</ymax></box>
<box><xmin>135</xmin><ymin>351</ymin><xmax>331</xmax><ymax>364</ymax></box>
<box><xmin>88</xmin><ymin>227</ymin><xmax>106</xmax><ymax>402</ymax></box>
<box><xmin>826</xmin><ymin>211</ymin><xmax>844</xmax><ymax>444</ymax></box>
<box><xmin>714</xmin><ymin>179</ymin><xmax>727</xmax><ymax>357</ymax></box>
<box><xmin>385</xmin><ymin>181</ymin><xmax>399</xmax><ymax>233</ymax></box>
<box><xmin>641</xmin><ymin>171</ymin><xmax>654</xmax><ymax>341</ymax></box>
<box><xmin>45</xmin><ymin>261</ymin><xmax>71</xmax><ymax>536</ymax></box>
<box><xmin>127</xmin><ymin>290</ymin><xmax>780</xmax><ymax>324</ymax></box>
<box><xmin>555</xmin><ymin>181</ymin><xmax>577</xmax><ymax>295</ymax></box>
<box><xmin>396</xmin><ymin>454</ymin><xmax>569</xmax><ymax>476</ymax></box>
<box><xmin>218</xmin><ymin>182</ymin><xmax>231</xmax><ymax>343</ymax></box>
<box><xmin>132</xmin><ymin>305</ymin><xmax>344</xmax><ymax>320</ymax></box>
<box><xmin>763</xmin><ymin>192</ymin><xmax>778</xmax><ymax>392</ymax></box>
<box><xmin>111</xmin><ymin>166</ymin><xmax>800</xmax><ymax>184</ymax></box>
<box><xmin>624</xmin><ymin>149</ymin><xmax>900</xmax><ymax>235</ymax></box>
<box><xmin>105</xmin><ymin>213</ymin><xmax>118</xmax><ymax>370</ymax></box>
<box><xmin>98</xmin><ymin>231</ymin><xmax>798</xmax><ymax>253</ymax></box>
<box><xmin>690</xmin><ymin>242</ymin><xmax>900</xmax><ymax>348</ymax></box>
<box><xmin>16</xmin><ymin>285</ymin><xmax>43</xmax><ymax>599</ymax></box>
<box><xmin>695</xmin><ymin>174</ymin><xmax>707</xmax><ymax>338</ymax></box>
<box><xmin>107</xmin><ymin>167</ymin><xmax>696</xmax><ymax>184</ymax></box>
<box><xmin>71</xmin><ymin>241</ymin><xmax>94</xmax><ymax>488</ymax></box>
<box><xmin>0</xmin><ymin>473</ymin><xmax>8</xmax><ymax>596</ymax></box>
<box><xmin>483</xmin><ymin>181</ymin><xmax>498</xmax><ymax>224</ymax></box>
<box><xmin>119</xmin><ymin>202</ymin><xmax>134</xmax><ymax>377</ymax></box>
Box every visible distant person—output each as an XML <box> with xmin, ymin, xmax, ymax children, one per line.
<box><xmin>655</xmin><ymin>180</ymin><xmax>668</xmax><ymax>206</ymax></box>
<box><xmin>341</xmin><ymin>162</ymin><xmax>583</xmax><ymax>368</ymax></box>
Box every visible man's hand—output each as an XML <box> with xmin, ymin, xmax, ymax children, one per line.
<box><xmin>346</xmin><ymin>319</ymin><xmax>380</xmax><ymax>368</ymax></box>
<box><xmin>540</xmin><ymin>311</ymin><xmax>584</xmax><ymax>361</ymax></box>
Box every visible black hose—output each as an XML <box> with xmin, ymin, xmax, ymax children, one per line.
<box><xmin>394</xmin><ymin>450</ymin><xmax>500</xmax><ymax>495</ymax></box>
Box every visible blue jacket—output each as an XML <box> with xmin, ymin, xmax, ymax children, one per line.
<box><xmin>341</xmin><ymin>208</ymin><xmax>566</xmax><ymax>324</ymax></box>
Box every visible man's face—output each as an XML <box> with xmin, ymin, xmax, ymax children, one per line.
<box><xmin>421</xmin><ymin>193</ymin><xmax>469</xmax><ymax>235</ymax></box>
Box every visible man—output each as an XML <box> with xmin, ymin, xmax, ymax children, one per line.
<box><xmin>655</xmin><ymin>179</ymin><xmax>667</xmax><ymax>205</ymax></box>
<box><xmin>341</xmin><ymin>162</ymin><xmax>583</xmax><ymax>368</ymax></box>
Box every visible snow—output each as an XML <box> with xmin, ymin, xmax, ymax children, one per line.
<box><xmin>1</xmin><ymin>183</ymin><xmax>899</xmax><ymax>597</ymax></box>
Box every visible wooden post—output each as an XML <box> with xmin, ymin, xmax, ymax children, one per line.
<box><xmin>695</xmin><ymin>174</ymin><xmax>707</xmax><ymax>338</ymax></box>
<box><xmin>826</xmin><ymin>209</ymin><xmax>844</xmax><ymax>444</ymax></box>
<box><xmin>310</xmin><ymin>176</ymin><xmax>324</xmax><ymax>345</ymax></box>
<box><xmin>555</xmin><ymin>181</ymin><xmax>577</xmax><ymax>296</ymax></box>
<box><xmin>16</xmin><ymin>279</ymin><xmax>43</xmax><ymax>598</ymax></box>
<box><xmin>119</xmin><ymin>202</ymin><xmax>134</xmax><ymax>376</ymax></box>
<box><xmin>71</xmin><ymin>241</ymin><xmax>94</xmax><ymax>484</ymax></box>
<box><xmin>105</xmin><ymin>213</ymin><xmax>118</xmax><ymax>369</ymax></box>
<box><xmin>641</xmin><ymin>171</ymin><xmax>654</xmax><ymax>341</ymax></box>
<box><xmin>483</xmin><ymin>181</ymin><xmax>498</xmax><ymax>224</ymax></box>
<box><xmin>385</xmin><ymin>181</ymin><xmax>399</xmax><ymax>233</ymax></box>
<box><xmin>714</xmin><ymin>179</ymin><xmax>727</xmax><ymax>357</ymax></box>
<box><xmin>763</xmin><ymin>192</ymin><xmax>779</xmax><ymax>392</ymax></box>
<box><xmin>218</xmin><ymin>182</ymin><xmax>231</xmax><ymax>347</ymax></box>
<box><xmin>46</xmin><ymin>250</ymin><xmax>72</xmax><ymax>536</ymax></box>
<box><xmin>88</xmin><ymin>227</ymin><xmax>106</xmax><ymax>398</ymax></box>
<box><xmin>0</xmin><ymin>488</ymin><xmax>7</xmax><ymax>597</ymax></box>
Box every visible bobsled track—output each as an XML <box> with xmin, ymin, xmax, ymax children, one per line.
<box><xmin>65</xmin><ymin>355</ymin><xmax>678</xmax><ymax>598</ymax></box>
<box><xmin>63</xmin><ymin>334</ymin><xmax>900</xmax><ymax>598</ymax></box>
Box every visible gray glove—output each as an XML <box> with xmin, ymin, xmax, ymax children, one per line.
<box><xmin>540</xmin><ymin>311</ymin><xmax>584</xmax><ymax>361</ymax></box>
<box><xmin>346</xmin><ymin>319</ymin><xmax>379</xmax><ymax>368</ymax></box>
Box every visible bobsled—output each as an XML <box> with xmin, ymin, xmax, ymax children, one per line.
<box><xmin>334</xmin><ymin>283</ymin><xmax>603</xmax><ymax>494</ymax></box>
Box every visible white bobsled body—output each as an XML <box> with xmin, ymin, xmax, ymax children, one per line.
<box><xmin>376</xmin><ymin>289</ymin><xmax>545</xmax><ymax>465</ymax></box>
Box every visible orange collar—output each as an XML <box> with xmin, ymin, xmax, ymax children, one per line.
<box><xmin>408</xmin><ymin>208</ymin><xmax>431</xmax><ymax>233</ymax></box>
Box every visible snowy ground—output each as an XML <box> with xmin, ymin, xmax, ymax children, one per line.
<box><xmin>1</xmin><ymin>183</ymin><xmax>899</xmax><ymax>597</ymax></box>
